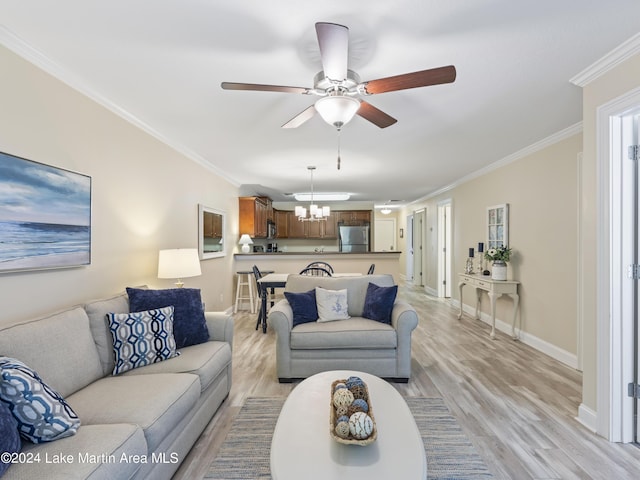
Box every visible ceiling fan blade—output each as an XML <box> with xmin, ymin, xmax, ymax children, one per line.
<box><xmin>282</xmin><ymin>105</ymin><xmax>317</xmax><ymax>129</ymax></box>
<box><xmin>361</xmin><ymin>65</ymin><xmax>456</xmax><ymax>95</ymax></box>
<box><xmin>315</xmin><ymin>22</ymin><xmax>349</xmax><ymax>81</ymax></box>
<box><xmin>357</xmin><ymin>101</ymin><xmax>397</xmax><ymax>128</ymax></box>
<box><xmin>221</xmin><ymin>82</ymin><xmax>311</xmax><ymax>95</ymax></box>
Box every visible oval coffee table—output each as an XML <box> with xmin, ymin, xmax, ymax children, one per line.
<box><xmin>270</xmin><ymin>370</ymin><xmax>426</xmax><ymax>480</ymax></box>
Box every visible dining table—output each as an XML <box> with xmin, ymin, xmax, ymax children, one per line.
<box><xmin>255</xmin><ymin>272</ymin><xmax>362</xmax><ymax>333</ymax></box>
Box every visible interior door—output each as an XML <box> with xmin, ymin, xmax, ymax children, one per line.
<box><xmin>634</xmin><ymin>113</ymin><xmax>640</xmax><ymax>443</ymax></box>
<box><xmin>413</xmin><ymin>210</ymin><xmax>424</xmax><ymax>286</ymax></box>
<box><xmin>406</xmin><ymin>215</ymin><xmax>414</xmax><ymax>282</ymax></box>
<box><xmin>374</xmin><ymin>218</ymin><xmax>396</xmax><ymax>251</ymax></box>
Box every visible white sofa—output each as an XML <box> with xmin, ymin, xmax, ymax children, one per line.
<box><xmin>268</xmin><ymin>274</ymin><xmax>418</xmax><ymax>383</ymax></box>
<box><xmin>0</xmin><ymin>289</ymin><xmax>233</xmax><ymax>480</ymax></box>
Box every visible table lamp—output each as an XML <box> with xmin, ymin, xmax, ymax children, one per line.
<box><xmin>239</xmin><ymin>234</ymin><xmax>253</xmax><ymax>253</ymax></box>
<box><xmin>158</xmin><ymin>248</ymin><xmax>202</xmax><ymax>287</ymax></box>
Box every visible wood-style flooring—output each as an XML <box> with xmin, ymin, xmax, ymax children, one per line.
<box><xmin>173</xmin><ymin>281</ymin><xmax>640</xmax><ymax>479</ymax></box>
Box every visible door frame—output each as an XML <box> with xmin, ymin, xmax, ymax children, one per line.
<box><xmin>595</xmin><ymin>86</ymin><xmax>640</xmax><ymax>442</ymax></box>
<box><xmin>437</xmin><ymin>200</ymin><xmax>452</xmax><ymax>297</ymax></box>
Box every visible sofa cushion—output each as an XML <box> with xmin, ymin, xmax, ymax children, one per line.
<box><xmin>0</xmin><ymin>307</ymin><xmax>103</xmax><ymax>398</ymax></box>
<box><xmin>107</xmin><ymin>306</ymin><xmax>179</xmax><ymax>375</ymax></box>
<box><xmin>315</xmin><ymin>287</ymin><xmax>350</xmax><ymax>322</ymax></box>
<box><xmin>67</xmin><ymin>373</ymin><xmax>200</xmax><ymax>452</ymax></box>
<box><xmin>0</xmin><ymin>357</ymin><xmax>80</xmax><ymax>444</ymax></box>
<box><xmin>121</xmin><ymin>341</ymin><xmax>231</xmax><ymax>393</ymax></box>
<box><xmin>284</xmin><ymin>289</ymin><xmax>318</xmax><ymax>327</ymax></box>
<box><xmin>11</xmin><ymin>423</ymin><xmax>146</xmax><ymax>480</ymax></box>
<box><xmin>127</xmin><ymin>287</ymin><xmax>210</xmax><ymax>348</ymax></box>
<box><xmin>0</xmin><ymin>400</ymin><xmax>20</xmax><ymax>476</ymax></box>
<box><xmin>362</xmin><ymin>282</ymin><xmax>398</xmax><ymax>325</ymax></box>
<box><xmin>290</xmin><ymin>317</ymin><xmax>397</xmax><ymax>350</ymax></box>
<box><xmin>84</xmin><ymin>292</ymin><xmax>131</xmax><ymax>376</ymax></box>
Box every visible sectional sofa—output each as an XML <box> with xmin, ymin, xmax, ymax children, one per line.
<box><xmin>0</xmin><ymin>288</ymin><xmax>233</xmax><ymax>480</ymax></box>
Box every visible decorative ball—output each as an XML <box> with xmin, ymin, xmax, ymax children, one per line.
<box><xmin>336</xmin><ymin>405</ymin><xmax>348</xmax><ymax>416</ymax></box>
<box><xmin>334</xmin><ymin>382</ymin><xmax>347</xmax><ymax>391</ymax></box>
<box><xmin>352</xmin><ymin>398</ymin><xmax>369</xmax><ymax>413</ymax></box>
<box><xmin>349</xmin><ymin>385</ymin><xmax>367</xmax><ymax>400</ymax></box>
<box><xmin>335</xmin><ymin>421</ymin><xmax>350</xmax><ymax>439</ymax></box>
<box><xmin>348</xmin><ymin>412</ymin><xmax>374</xmax><ymax>440</ymax></box>
<box><xmin>348</xmin><ymin>403</ymin><xmax>364</xmax><ymax>416</ymax></box>
<box><xmin>346</xmin><ymin>376</ymin><xmax>365</xmax><ymax>389</ymax></box>
<box><xmin>336</xmin><ymin>415</ymin><xmax>349</xmax><ymax>425</ymax></box>
<box><xmin>333</xmin><ymin>388</ymin><xmax>354</xmax><ymax>408</ymax></box>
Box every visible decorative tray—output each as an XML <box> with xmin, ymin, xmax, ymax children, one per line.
<box><xmin>329</xmin><ymin>376</ymin><xmax>377</xmax><ymax>446</ymax></box>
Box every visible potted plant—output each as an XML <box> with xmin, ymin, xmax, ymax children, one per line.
<box><xmin>484</xmin><ymin>246</ymin><xmax>512</xmax><ymax>280</ymax></box>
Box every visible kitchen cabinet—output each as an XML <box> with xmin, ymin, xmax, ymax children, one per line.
<box><xmin>335</xmin><ymin>210</ymin><xmax>371</xmax><ymax>225</ymax></box>
<box><xmin>286</xmin><ymin>211</ymin><xmax>336</xmax><ymax>238</ymax></box>
<box><xmin>274</xmin><ymin>209</ymin><xmax>289</xmax><ymax>238</ymax></box>
<box><xmin>239</xmin><ymin>196</ymin><xmax>270</xmax><ymax>238</ymax></box>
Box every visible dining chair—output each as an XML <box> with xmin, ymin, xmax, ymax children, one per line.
<box><xmin>299</xmin><ymin>266</ymin><xmax>333</xmax><ymax>277</ymax></box>
<box><xmin>305</xmin><ymin>261</ymin><xmax>334</xmax><ymax>274</ymax></box>
<box><xmin>252</xmin><ymin>265</ymin><xmax>269</xmax><ymax>330</ymax></box>
<box><xmin>367</xmin><ymin>263</ymin><xmax>375</xmax><ymax>274</ymax></box>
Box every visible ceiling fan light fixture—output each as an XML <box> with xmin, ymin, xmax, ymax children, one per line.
<box><xmin>314</xmin><ymin>95</ymin><xmax>360</xmax><ymax>128</ymax></box>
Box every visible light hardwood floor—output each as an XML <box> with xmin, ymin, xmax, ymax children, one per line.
<box><xmin>173</xmin><ymin>282</ymin><xmax>640</xmax><ymax>479</ymax></box>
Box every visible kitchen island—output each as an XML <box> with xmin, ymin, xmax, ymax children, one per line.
<box><xmin>234</xmin><ymin>251</ymin><xmax>401</xmax><ymax>281</ymax></box>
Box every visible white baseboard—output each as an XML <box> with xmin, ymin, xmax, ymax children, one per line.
<box><xmin>577</xmin><ymin>403</ymin><xmax>597</xmax><ymax>433</ymax></box>
<box><xmin>453</xmin><ymin>300</ymin><xmax>579</xmax><ymax>369</ymax></box>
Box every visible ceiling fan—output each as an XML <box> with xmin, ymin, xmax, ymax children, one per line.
<box><xmin>221</xmin><ymin>22</ymin><xmax>456</xmax><ymax>130</ymax></box>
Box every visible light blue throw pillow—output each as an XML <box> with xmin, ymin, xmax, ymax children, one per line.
<box><xmin>0</xmin><ymin>357</ymin><xmax>80</xmax><ymax>444</ymax></box>
<box><xmin>315</xmin><ymin>287</ymin><xmax>350</xmax><ymax>322</ymax></box>
<box><xmin>107</xmin><ymin>306</ymin><xmax>179</xmax><ymax>375</ymax></box>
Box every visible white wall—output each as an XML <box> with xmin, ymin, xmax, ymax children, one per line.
<box><xmin>0</xmin><ymin>45</ymin><xmax>239</xmax><ymax>326</ymax></box>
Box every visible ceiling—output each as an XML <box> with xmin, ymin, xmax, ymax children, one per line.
<box><xmin>1</xmin><ymin>1</ymin><xmax>639</xmax><ymax>208</ymax></box>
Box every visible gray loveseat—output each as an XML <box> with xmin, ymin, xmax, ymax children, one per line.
<box><xmin>268</xmin><ymin>274</ymin><xmax>418</xmax><ymax>383</ymax></box>
<box><xmin>0</xmin><ymin>289</ymin><xmax>233</xmax><ymax>480</ymax></box>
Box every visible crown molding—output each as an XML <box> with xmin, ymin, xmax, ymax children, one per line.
<box><xmin>570</xmin><ymin>33</ymin><xmax>640</xmax><ymax>87</ymax></box>
<box><xmin>0</xmin><ymin>25</ymin><xmax>239</xmax><ymax>187</ymax></box>
<box><xmin>411</xmin><ymin>122</ymin><xmax>583</xmax><ymax>205</ymax></box>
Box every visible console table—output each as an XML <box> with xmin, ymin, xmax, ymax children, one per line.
<box><xmin>457</xmin><ymin>273</ymin><xmax>520</xmax><ymax>339</ymax></box>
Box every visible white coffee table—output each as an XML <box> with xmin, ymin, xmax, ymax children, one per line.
<box><xmin>270</xmin><ymin>370</ymin><xmax>426</xmax><ymax>480</ymax></box>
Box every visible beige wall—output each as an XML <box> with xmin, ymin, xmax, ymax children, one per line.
<box><xmin>399</xmin><ymin>133</ymin><xmax>582</xmax><ymax>358</ymax></box>
<box><xmin>0</xmin><ymin>45</ymin><xmax>239</xmax><ymax>326</ymax></box>
<box><xmin>580</xmin><ymin>52</ymin><xmax>640</xmax><ymax>413</ymax></box>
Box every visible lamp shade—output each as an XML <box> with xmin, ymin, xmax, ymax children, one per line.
<box><xmin>158</xmin><ymin>248</ymin><xmax>201</xmax><ymax>286</ymax></box>
<box><xmin>239</xmin><ymin>234</ymin><xmax>253</xmax><ymax>253</ymax></box>
<box><xmin>314</xmin><ymin>95</ymin><xmax>360</xmax><ymax>128</ymax></box>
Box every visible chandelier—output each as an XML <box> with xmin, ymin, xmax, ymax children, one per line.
<box><xmin>295</xmin><ymin>166</ymin><xmax>330</xmax><ymax>222</ymax></box>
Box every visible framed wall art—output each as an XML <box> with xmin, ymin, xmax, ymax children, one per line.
<box><xmin>0</xmin><ymin>151</ymin><xmax>91</xmax><ymax>273</ymax></box>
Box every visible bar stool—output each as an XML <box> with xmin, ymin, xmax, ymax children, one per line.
<box><xmin>234</xmin><ymin>270</ymin><xmax>256</xmax><ymax>313</ymax></box>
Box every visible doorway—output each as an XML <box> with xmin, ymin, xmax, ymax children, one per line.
<box><xmin>406</xmin><ymin>214</ymin><xmax>414</xmax><ymax>282</ymax></box>
<box><xmin>437</xmin><ymin>201</ymin><xmax>452</xmax><ymax>298</ymax></box>
<box><xmin>596</xmin><ymin>89</ymin><xmax>640</xmax><ymax>443</ymax></box>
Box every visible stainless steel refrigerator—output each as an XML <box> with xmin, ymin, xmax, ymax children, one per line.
<box><xmin>339</xmin><ymin>225</ymin><xmax>370</xmax><ymax>252</ymax></box>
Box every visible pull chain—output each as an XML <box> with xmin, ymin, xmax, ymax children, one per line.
<box><xmin>337</xmin><ymin>128</ymin><xmax>341</xmax><ymax>170</ymax></box>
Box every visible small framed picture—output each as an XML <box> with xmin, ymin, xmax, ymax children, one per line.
<box><xmin>399</xmin><ymin>228</ymin><xmax>404</xmax><ymax>238</ymax></box>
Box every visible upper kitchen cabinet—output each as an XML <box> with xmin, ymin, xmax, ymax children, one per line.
<box><xmin>274</xmin><ymin>209</ymin><xmax>289</xmax><ymax>238</ymax></box>
<box><xmin>335</xmin><ymin>210</ymin><xmax>371</xmax><ymax>226</ymax></box>
<box><xmin>239</xmin><ymin>196</ymin><xmax>272</xmax><ymax>238</ymax></box>
<box><xmin>287</xmin><ymin>211</ymin><xmax>337</xmax><ymax>239</ymax></box>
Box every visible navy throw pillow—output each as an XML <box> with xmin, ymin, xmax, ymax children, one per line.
<box><xmin>0</xmin><ymin>400</ymin><xmax>21</xmax><ymax>475</ymax></box>
<box><xmin>362</xmin><ymin>282</ymin><xmax>398</xmax><ymax>324</ymax></box>
<box><xmin>126</xmin><ymin>287</ymin><xmax>209</xmax><ymax>348</ymax></box>
<box><xmin>284</xmin><ymin>289</ymin><xmax>318</xmax><ymax>327</ymax></box>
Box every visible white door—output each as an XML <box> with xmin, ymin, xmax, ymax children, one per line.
<box><xmin>406</xmin><ymin>215</ymin><xmax>414</xmax><ymax>282</ymax></box>
<box><xmin>374</xmin><ymin>218</ymin><xmax>396</xmax><ymax>251</ymax></box>
<box><xmin>437</xmin><ymin>202</ymin><xmax>452</xmax><ymax>298</ymax></box>
<box><xmin>413</xmin><ymin>210</ymin><xmax>424</xmax><ymax>286</ymax></box>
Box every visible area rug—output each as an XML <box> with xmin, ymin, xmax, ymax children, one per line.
<box><xmin>206</xmin><ymin>396</ymin><xmax>494</xmax><ymax>480</ymax></box>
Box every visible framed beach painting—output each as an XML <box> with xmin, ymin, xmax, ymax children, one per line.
<box><xmin>0</xmin><ymin>151</ymin><xmax>91</xmax><ymax>273</ymax></box>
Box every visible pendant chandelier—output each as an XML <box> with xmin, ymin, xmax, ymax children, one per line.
<box><xmin>295</xmin><ymin>166</ymin><xmax>330</xmax><ymax>222</ymax></box>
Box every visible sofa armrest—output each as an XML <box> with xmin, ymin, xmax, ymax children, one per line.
<box><xmin>205</xmin><ymin>311</ymin><xmax>234</xmax><ymax>349</ymax></box>
<box><xmin>267</xmin><ymin>300</ymin><xmax>293</xmax><ymax>334</ymax></box>
<box><xmin>391</xmin><ymin>301</ymin><xmax>419</xmax><ymax>333</ymax></box>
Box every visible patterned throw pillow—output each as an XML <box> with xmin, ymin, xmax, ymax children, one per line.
<box><xmin>315</xmin><ymin>287</ymin><xmax>350</xmax><ymax>322</ymax></box>
<box><xmin>0</xmin><ymin>357</ymin><xmax>80</xmax><ymax>444</ymax></box>
<box><xmin>107</xmin><ymin>306</ymin><xmax>179</xmax><ymax>375</ymax></box>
